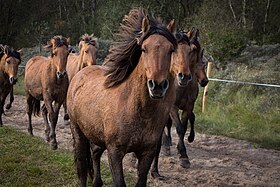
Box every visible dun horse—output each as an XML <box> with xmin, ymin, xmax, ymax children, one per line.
<box><xmin>162</xmin><ymin>29</ymin><xmax>209</xmax><ymax>169</ymax></box>
<box><xmin>0</xmin><ymin>45</ymin><xmax>21</xmax><ymax>126</ymax></box>
<box><xmin>66</xmin><ymin>33</ymin><xmax>98</xmax><ymax>82</ymax></box>
<box><xmin>24</xmin><ymin>36</ymin><xmax>70</xmax><ymax>150</ymax></box>
<box><xmin>62</xmin><ymin>33</ymin><xmax>98</xmax><ymax>120</ymax></box>
<box><xmin>67</xmin><ymin>8</ymin><xmax>177</xmax><ymax>186</ymax></box>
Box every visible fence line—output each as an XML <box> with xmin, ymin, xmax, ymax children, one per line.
<box><xmin>208</xmin><ymin>78</ymin><xmax>280</xmax><ymax>88</ymax></box>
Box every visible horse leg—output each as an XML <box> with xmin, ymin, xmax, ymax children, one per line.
<box><xmin>172</xmin><ymin>110</ymin><xmax>191</xmax><ymax>169</ymax></box>
<box><xmin>26</xmin><ymin>94</ymin><xmax>34</xmax><ymax>135</ymax></box>
<box><xmin>107</xmin><ymin>148</ymin><xmax>126</xmax><ymax>186</ymax></box>
<box><xmin>48</xmin><ymin>101</ymin><xmax>61</xmax><ymax>150</ymax></box>
<box><xmin>5</xmin><ymin>87</ymin><xmax>14</xmax><ymax>110</ymax></box>
<box><xmin>62</xmin><ymin>99</ymin><xmax>69</xmax><ymax>121</ymax></box>
<box><xmin>0</xmin><ymin>96</ymin><xmax>5</xmax><ymax>127</ymax></box>
<box><xmin>188</xmin><ymin>112</ymin><xmax>195</xmax><ymax>143</ymax></box>
<box><xmin>136</xmin><ymin>151</ymin><xmax>156</xmax><ymax>187</ymax></box>
<box><xmin>176</xmin><ymin>111</ymin><xmax>191</xmax><ymax>168</ymax></box>
<box><xmin>70</xmin><ymin>121</ymin><xmax>90</xmax><ymax>187</ymax></box>
<box><xmin>151</xmin><ymin>132</ymin><xmax>165</xmax><ymax>180</ymax></box>
<box><xmin>90</xmin><ymin>142</ymin><xmax>105</xmax><ymax>187</ymax></box>
<box><xmin>41</xmin><ymin>104</ymin><xmax>50</xmax><ymax>142</ymax></box>
<box><xmin>161</xmin><ymin>115</ymin><xmax>173</xmax><ymax>156</ymax></box>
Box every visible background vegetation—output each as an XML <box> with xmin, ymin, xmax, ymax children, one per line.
<box><xmin>1</xmin><ymin>0</ymin><xmax>280</xmax><ymax>62</ymax></box>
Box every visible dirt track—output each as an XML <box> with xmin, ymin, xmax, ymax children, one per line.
<box><xmin>2</xmin><ymin>95</ymin><xmax>280</xmax><ymax>186</ymax></box>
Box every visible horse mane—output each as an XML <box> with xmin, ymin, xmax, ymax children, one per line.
<box><xmin>176</xmin><ymin>31</ymin><xmax>190</xmax><ymax>45</ymax></box>
<box><xmin>44</xmin><ymin>35</ymin><xmax>69</xmax><ymax>51</ymax></box>
<box><xmin>79</xmin><ymin>33</ymin><xmax>98</xmax><ymax>49</ymax></box>
<box><xmin>103</xmin><ymin>8</ymin><xmax>177</xmax><ymax>88</ymax></box>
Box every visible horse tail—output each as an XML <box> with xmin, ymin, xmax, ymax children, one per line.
<box><xmin>32</xmin><ymin>99</ymin><xmax>41</xmax><ymax>116</ymax></box>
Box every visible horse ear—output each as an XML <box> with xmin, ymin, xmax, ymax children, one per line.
<box><xmin>167</xmin><ymin>19</ymin><xmax>176</xmax><ymax>33</ymax></box>
<box><xmin>17</xmin><ymin>49</ymin><xmax>23</xmax><ymax>56</ymax></box>
<box><xmin>67</xmin><ymin>37</ymin><xmax>71</xmax><ymax>45</ymax></box>
<box><xmin>186</xmin><ymin>31</ymin><xmax>191</xmax><ymax>38</ymax></box>
<box><xmin>141</xmin><ymin>16</ymin><xmax>150</xmax><ymax>34</ymax></box>
<box><xmin>43</xmin><ymin>42</ymin><xmax>53</xmax><ymax>51</ymax></box>
<box><xmin>4</xmin><ymin>45</ymin><xmax>11</xmax><ymax>55</ymax></box>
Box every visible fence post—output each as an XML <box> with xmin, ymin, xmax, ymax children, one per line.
<box><xmin>202</xmin><ymin>61</ymin><xmax>212</xmax><ymax>113</ymax></box>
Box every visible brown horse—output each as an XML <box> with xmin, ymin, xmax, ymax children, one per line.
<box><xmin>67</xmin><ymin>8</ymin><xmax>177</xmax><ymax>186</ymax></box>
<box><xmin>162</xmin><ymin>28</ymin><xmax>209</xmax><ymax>169</ymax></box>
<box><xmin>66</xmin><ymin>33</ymin><xmax>98</xmax><ymax>82</ymax></box>
<box><xmin>62</xmin><ymin>33</ymin><xmax>98</xmax><ymax>120</ymax></box>
<box><xmin>0</xmin><ymin>45</ymin><xmax>21</xmax><ymax>126</ymax></box>
<box><xmin>24</xmin><ymin>35</ymin><xmax>70</xmax><ymax>150</ymax></box>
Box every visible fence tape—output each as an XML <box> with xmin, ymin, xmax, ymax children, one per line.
<box><xmin>209</xmin><ymin>78</ymin><xmax>280</xmax><ymax>88</ymax></box>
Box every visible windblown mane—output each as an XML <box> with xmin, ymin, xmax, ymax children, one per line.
<box><xmin>103</xmin><ymin>8</ymin><xmax>177</xmax><ymax>88</ymax></box>
<box><xmin>52</xmin><ymin>35</ymin><xmax>69</xmax><ymax>48</ymax></box>
<box><xmin>176</xmin><ymin>31</ymin><xmax>190</xmax><ymax>45</ymax></box>
<box><xmin>79</xmin><ymin>33</ymin><xmax>98</xmax><ymax>48</ymax></box>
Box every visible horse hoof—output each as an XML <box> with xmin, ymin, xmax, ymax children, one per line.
<box><xmin>5</xmin><ymin>104</ymin><xmax>11</xmax><ymax>110</ymax></box>
<box><xmin>161</xmin><ymin>146</ymin><xmax>171</xmax><ymax>156</ymax></box>
<box><xmin>64</xmin><ymin>114</ymin><xmax>69</xmax><ymax>121</ymax></box>
<box><xmin>51</xmin><ymin>143</ymin><xmax>58</xmax><ymax>150</ymax></box>
<box><xmin>151</xmin><ymin>171</ymin><xmax>166</xmax><ymax>180</ymax></box>
<box><xmin>179</xmin><ymin>158</ymin><xmax>191</xmax><ymax>169</ymax></box>
<box><xmin>188</xmin><ymin>135</ymin><xmax>195</xmax><ymax>143</ymax></box>
<box><xmin>28</xmin><ymin>130</ymin><xmax>33</xmax><ymax>136</ymax></box>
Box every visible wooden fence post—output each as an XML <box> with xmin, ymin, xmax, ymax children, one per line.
<box><xmin>202</xmin><ymin>61</ymin><xmax>212</xmax><ymax>113</ymax></box>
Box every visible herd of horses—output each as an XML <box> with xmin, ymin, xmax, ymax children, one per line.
<box><xmin>0</xmin><ymin>8</ymin><xmax>208</xmax><ymax>187</ymax></box>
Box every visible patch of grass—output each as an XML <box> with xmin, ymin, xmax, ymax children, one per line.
<box><xmin>14</xmin><ymin>74</ymin><xmax>25</xmax><ymax>95</ymax></box>
<box><xmin>0</xmin><ymin>126</ymin><xmax>135</xmax><ymax>186</ymax></box>
<box><xmin>194</xmin><ymin>81</ymin><xmax>280</xmax><ymax>150</ymax></box>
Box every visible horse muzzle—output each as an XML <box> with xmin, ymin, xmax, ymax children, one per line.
<box><xmin>9</xmin><ymin>77</ymin><xmax>17</xmax><ymax>85</ymax></box>
<box><xmin>177</xmin><ymin>72</ymin><xmax>192</xmax><ymax>87</ymax></box>
<box><xmin>56</xmin><ymin>71</ymin><xmax>67</xmax><ymax>79</ymax></box>
<box><xmin>147</xmin><ymin>79</ymin><xmax>169</xmax><ymax>99</ymax></box>
<box><xmin>199</xmin><ymin>78</ymin><xmax>209</xmax><ymax>87</ymax></box>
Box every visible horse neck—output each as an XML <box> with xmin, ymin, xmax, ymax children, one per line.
<box><xmin>78</xmin><ymin>51</ymin><xmax>84</xmax><ymax>71</ymax></box>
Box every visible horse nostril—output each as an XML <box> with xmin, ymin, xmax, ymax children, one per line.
<box><xmin>187</xmin><ymin>74</ymin><xmax>192</xmax><ymax>81</ymax></box>
<box><xmin>178</xmin><ymin>72</ymin><xmax>184</xmax><ymax>80</ymax></box>
<box><xmin>201</xmin><ymin>79</ymin><xmax>209</xmax><ymax>87</ymax></box>
<box><xmin>147</xmin><ymin>80</ymin><xmax>155</xmax><ymax>90</ymax></box>
<box><xmin>160</xmin><ymin>79</ymin><xmax>169</xmax><ymax>90</ymax></box>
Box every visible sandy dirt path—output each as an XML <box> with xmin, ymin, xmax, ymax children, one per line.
<box><xmin>2</xmin><ymin>95</ymin><xmax>280</xmax><ymax>186</ymax></box>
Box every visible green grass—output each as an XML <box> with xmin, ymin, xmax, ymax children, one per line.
<box><xmin>14</xmin><ymin>74</ymin><xmax>25</xmax><ymax>95</ymax></box>
<box><xmin>0</xmin><ymin>126</ymin><xmax>135</xmax><ymax>186</ymax></box>
<box><xmin>194</xmin><ymin>82</ymin><xmax>280</xmax><ymax>150</ymax></box>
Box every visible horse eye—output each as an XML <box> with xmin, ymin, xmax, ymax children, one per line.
<box><xmin>141</xmin><ymin>48</ymin><xmax>146</xmax><ymax>53</ymax></box>
<box><xmin>6</xmin><ymin>60</ymin><xmax>10</xmax><ymax>64</ymax></box>
<box><xmin>85</xmin><ymin>50</ymin><xmax>88</xmax><ymax>53</ymax></box>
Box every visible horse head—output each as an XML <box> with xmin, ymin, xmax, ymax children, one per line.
<box><xmin>187</xmin><ymin>28</ymin><xmax>208</xmax><ymax>87</ymax></box>
<box><xmin>171</xmin><ymin>31</ymin><xmax>192</xmax><ymax>87</ymax></box>
<box><xmin>195</xmin><ymin>48</ymin><xmax>208</xmax><ymax>87</ymax></box>
<box><xmin>0</xmin><ymin>45</ymin><xmax>21</xmax><ymax>85</ymax></box>
<box><xmin>44</xmin><ymin>36</ymin><xmax>70</xmax><ymax>79</ymax></box>
<box><xmin>78</xmin><ymin>33</ymin><xmax>98</xmax><ymax>69</ymax></box>
<box><xmin>138</xmin><ymin>17</ymin><xmax>177</xmax><ymax>99</ymax></box>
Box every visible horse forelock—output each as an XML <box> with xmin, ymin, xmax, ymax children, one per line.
<box><xmin>52</xmin><ymin>35</ymin><xmax>68</xmax><ymax>48</ymax></box>
<box><xmin>176</xmin><ymin>32</ymin><xmax>190</xmax><ymax>45</ymax></box>
<box><xmin>103</xmin><ymin>8</ymin><xmax>177</xmax><ymax>88</ymax></box>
